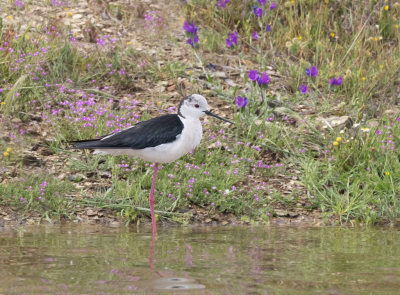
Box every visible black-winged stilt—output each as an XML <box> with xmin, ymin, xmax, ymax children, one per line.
<box><xmin>68</xmin><ymin>94</ymin><xmax>233</xmax><ymax>233</ymax></box>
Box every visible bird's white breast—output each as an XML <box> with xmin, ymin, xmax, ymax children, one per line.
<box><xmin>94</xmin><ymin>116</ymin><xmax>203</xmax><ymax>163</ymax></box>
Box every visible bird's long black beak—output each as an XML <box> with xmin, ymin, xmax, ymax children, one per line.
<box><xmin>204</xmin><ymin>110</ymin><xmax>234</xmax><ymax>124</ymax></box>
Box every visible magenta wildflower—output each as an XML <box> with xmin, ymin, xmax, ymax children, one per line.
<box><xmin>236</xmin><ymin>96</ymin><xmax>248</xmax><ymax>108</ymax></box>
<box><xmin>266</xmin><ymin>24</ymin><xmax>271</xmax><ymax>32</ymax></box>
<box><xmin>253</xmin><ymin>6</ymin><xmax>263</xmax><ymax>17</ymax></box>
<box><xmin>183</xmin><ymin>21</ymin><xmax>198</xmax><ymax>36</ymax></box>
<box><xmin>252</xmin><ymin>32</ymin><xmax>259</xmax><ymax>40</ymax></box>
<box><xmin>257</xmin><ymin>0</ymin><xmax>266</xmax><ymax>5</ymax></box>
<box><xmin>270</xmin><ymin>2</ymin><xmax>276</xmax><ymax>9</ymax></box>
<box><xmin>329</xmin><ymin>76</ymin><xmax>343</xmax><ymax>86</ymax></box>
<box><xmin>216</xmin><ymin>0</ymin><xmax>230</xmax><ymax>8</ymax></box>
<box><xmin>299</xmin><ymin>84</ymin><xmax>308</xmax><ymax>94</ymax></box>
<box><xmin>305</xmin><ymin>66</ymin><xmax>318</xmax><ymax>77</ymax></box>
<box><xmin>257</xmin><ymin>72</ymin><xmax>271</xmax><ymax>86</ymax></box>
<box><xmin>249</xmin><ymin>70</ymin><xmax>259</xmax><ymax>81</ymax></box>
<box><xmin>376</xmin><ymin>130</ymin><xmax>382</xmax><ymax>135</ymax></box>
<box><xmin>187</xmin><ymin>35</ymin><xmax>199</xmax><ymax>47</ymax></box>
<box><xmin>226</xmin><ymin>31</ymin><xmax>238</xmax><ymax>47</ymax></box>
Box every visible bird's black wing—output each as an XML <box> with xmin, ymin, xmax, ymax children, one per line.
<box><xmin>68</xmin><ymin>114</ymin><xmax>184</xmax><ymax>150</ymax></box>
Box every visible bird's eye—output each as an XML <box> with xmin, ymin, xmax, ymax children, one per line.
<box><xmin>195</xmin><ymin>104</ymin><xmax>199</xmax><ymax>108</ymax></box>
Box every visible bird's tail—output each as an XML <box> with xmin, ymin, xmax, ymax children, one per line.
<box><xmin>67</xmin><ymin>139</ymin><xmax>104</xmax><ymax>150</ymax></box>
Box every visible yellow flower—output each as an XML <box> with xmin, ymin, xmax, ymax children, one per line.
<box><xmin>385</xmin><ymin>6</ymin><xmax>389</xmax><ymax>11</ymax></box>
<box><xmin>65</xmin><ymin>8</ymin><xmax>69</xmax><ymax>10</ymax></box>
<box><xmin>325</xmin><ymin>0</ymin><xmax>329</xmax><ymax>3</ymax></box>
<box><xmin>298</xmin><ymin>36</ymin><xmax>302</xmax><ymax>40</ymax></box>
<box><xmin>375</xmin><ymin>37</ymin><xmax>378</xmax><ymax>41</ymax></box>
<box><xmin>6</xmin><ymin>148</ymin><xmax>12</xmax><ymax>152</ymax></box>
<box><xmin>362</xmin><ymin>77</ymin><xmax>365</xmax><ymax>80</ymax></box>
<box><xmin>68</xmin><ymin>12</ymin><xmax>72</xmax><ymax>16</ymax></box>
<box><xmin>333</xmin><ymin>141</ymin><xmax>339</xmax><ymax>146</ymax></box>
<box><xmin>188</xmin><ymin>71</ymin><xmax>193</xmax><ymax>74</ymax></box>
<box><xmin>397</xmin><ymin>25</ymin><xmax>399</xmax><ymax>28</ymax></box>
<box><xmin>336</xmin><ymin>137</ymin><xmax>342</xmax><ymax>142</ymax></box>
<box><xmin>203</xmin><ymin>39</ymin><xmax>207</xmax><ymax>43</ymax></box>
<box><xmin>127</xmin><ymin>42</ymin><xmax>130</xmax><ymax>45</ymax></box>
<box><xmin>331</xmin><ymin>33</ymin><xmax>335</xmax><ymax>37</ymax></box>
<box><xmin>4</xmin><ymin>152</ymin><xmax>9</xmax><ymax>157</ymax></box>
<box><xmin>157</xmin><ymin>101</ymin><xmax>162</xmax><ymax>106</ymax></box>
<box><xmin>380</xmin><ymin>65</ymin><xmax>383</xmax><ymax>68</ymax></box>
<box><xmin>7</xmin><ymin>16</ymin><xmax>13</xmax><ymax>19</ymax></box>
<box><xmin>385</xmin><ymin>171</ymin><xmax>390</xmax><ymax>176</ymax></box>
<box><xmin>1</xmin><ymin>102</ymin><xmax>5</xmax><ymax>105</ymax></box>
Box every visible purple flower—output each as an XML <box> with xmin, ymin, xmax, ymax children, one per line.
<box><xmin>226</xmin><ymin>31</ymin><xmax>238</xmax><ymax>47</ymax></box>
<box><xmin>216</xmin><ymin>0</ymin><xmax>230</xmax><ymax>8</ymax></box>
<box><xmin>300</xmin><ymin>84</ymin><xmax>308</xmax><ymax>94</ymax></box>
<box><xmin>270</xmin><ymin>2</ymin><xmax>276</xmax><ymax>10</ymax></box>
<box><xmin>266</xmin><ymin>24</ymin><xmax>271</xmax><ymax>32</ymax></box>
<box><xmin>187</xmin><ymin>35</ymin><xmax>199</xmax><ymax>47</ymax></box>
<box><xmin>257</xmin><ymin>0</ymin><xmax>266</xmax><ymax>5</ymax></box>
<box><xmin>249</xmin><ymin>70</ymin><xmax>259</xmax><ymax>81</ymax></box>
<box><xmin>376</xmin><ymin>129</ymin><xmax>382</xmax><ymax>135</ymax></box>
<box><xmin>252</xmin><ymin>32</ymin><xmax>258</xmax><ymax>40</ymax></box>
<box><xmin>257</xmin><ymin>72</ymin><xmax>271</xmax><ymax>86</ymax></box>
<box><xmin>236</xmin><ymin>96</ymin><xmax>248</xmax><ymax>108</ymax></box>
<box><xmin>329</xmin><ymin>76</ymin><xmax>343</xmax><ymax>86</ymax></box>
<box><xmin>253</xmin><ymin>6</ymin><xmax>263</xmax><ymax>17</ymax></box>
<box><xmin>305</xmin><ymin>66</ymin><xmax>318</xmax><ymax>77</ymax></box>
<box><xmin>183</xmin><ymin>21</ymin><xmax>198</xmax><ymax>36</ymax></box>
<box><xmin>230</xmin><ymin>31</ymin><xmax>238</xmax><ymax>44</ymax></box>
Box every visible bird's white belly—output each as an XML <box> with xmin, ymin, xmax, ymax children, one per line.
<box><xmin>94</xmin><ymin>118</ymin><xmax>203</xmax><ymax>163</ymax></box>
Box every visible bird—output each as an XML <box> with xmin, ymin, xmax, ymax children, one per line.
<box><xmin>68</xmin><ymin>94</ymin><xmax>233</xmax><ymax>234</ymax></box>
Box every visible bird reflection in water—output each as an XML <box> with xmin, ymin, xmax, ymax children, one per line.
<box><xmin>144</xmin><ymin>232</ymin><xmax>206</xmax><ymax>290</ymax></box>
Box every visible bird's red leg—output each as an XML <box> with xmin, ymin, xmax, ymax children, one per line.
<box><xmin>149</xmin><ymin>162</ymin><xmax>159</xmax><ymax>234</ymax></box>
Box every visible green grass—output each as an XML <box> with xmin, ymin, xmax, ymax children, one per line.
<box><xmin>1</xmin><ymin>0</ymin><xmax>400</xmax><ymax>225</ymax></box>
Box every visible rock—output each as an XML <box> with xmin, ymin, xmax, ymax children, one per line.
<box><xmin>109</xmin><ymin>221</ymin><xmax>120</xmax><ymax>227</ymax></box>
<box><xmin>288</xmin><ymin>212</ymin><xmax>299</xmax><ymax>218</ymax></box>
<box><xmin>39</xmin><ymin>147</ymin><xmax>55</xmax><ymax>156</ymax></box>
<box><xmin>21</xmin><ymin>154</ymin><xmax>43</xmax><ymax>166</ymax></box>
<box><xmin>68</xmin><ymin>174</ymin><xmax>86</xmax><ymax>182</ymax></box>
<box><xmin>317</xmin><ymin>116</ymin><xmax>352</xmax><ymax>129</ymax></box>
<box><xmin>98</xmin><ymin>171</ymin><xmax>112</xmax><ymax>178</ymax></box>
<box><xmin>205</xmin><ymin>218</ymin><xmax>212</xmax><ymax>223</ymax></box>
<box><xmin>11</xmin><ymin>118</ymin><xmax>22</xmax><ymax>123</ymax></box>
<box><xmin>26</xmin><ymin>129</ymin><xmax>41</xmax><ymax>136</ymax></box>
<box><xmin>57</xmin><ymin>173</ymin><xmax>66</xmax><ymax>180</ymax></box>
<box><xmin>0</xmin><ymin>134</ymin><xmax>11</xmax><ymax>142</ymax></box>
<box><xmin>213</xmin><ymin>71</ymin><xmax>228</xmax><ymax>79</ymax></box>
<box><xmin>86</xmin><ymin>209</ymin><xmax>97</xmax><ymax>216</ymax></box>
<box><xmin>274</xmin><ymin>209</ymin><xmax>288</xmax><ymax>217</ymax></box>
<box><xmin>384</xmin><ymin>108</ymin><xmax>400</xmax><ymax>116</ymax></box>
<box><xmin>222</xmin><ymin>221</ymin><xmax>228</xmax><ymax>226</ymax></box>
<box><xmin>72</xmin><ymin>14</ymin><xmax>83</xmax><ymax>19</ymax></box>
<box><xmin>367</xmin><ymin>120</ymin><xmax>379</xmax><ymax>127</ymax></box>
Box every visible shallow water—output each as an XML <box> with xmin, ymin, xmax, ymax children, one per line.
<box><xmin>1</xmin><ymin>225</ymin><xmax>400</xmax><ymax>294</ymax></box>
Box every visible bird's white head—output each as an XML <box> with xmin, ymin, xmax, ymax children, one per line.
<box><xmin>178</xmin><ymin>94</ymin><xmax>208</xmax><ymax>119</ymax></box>
<box><xmin>178</xmin><ymin>94</ymin><xmax>234</xmax><ymax>124</ymax></box>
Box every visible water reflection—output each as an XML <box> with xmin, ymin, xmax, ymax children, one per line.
<box><xmin>147</xmin><ymin>232</ymin><xmax>205</xmax><ymax>290</ymax></box>
<box><xmin>1</xmin><ymin>225</ymin><xmax>400</xmax><ymax>294</ymax></box>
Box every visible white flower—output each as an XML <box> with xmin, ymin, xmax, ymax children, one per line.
<box><xmin>361</xmin><ymin>128</ymin><xmax>370</xmax><ymax>132</ymax></box>
<box><xmin>225</xmin><ymin>189</ymin><xmax>230</xmax><ymax>194</ymax></box>
<box><xmin>340</xmin><ymin>130</ymin><xmax>344</xmax><ymax>134</ymax></box>
<box><xmin>353</xmin><ymin>123</ymin><xmax>360</xmax><ymax>128</ymax></box>
<box><xmin>322</xmin><ymin>125</ymin><xmax>327</xmax><ymax>129</ymax></box>
<box><xmin>331</xmin><ymin>120</ymin><xmax>340</xmax><ymax>126</ymax></box>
